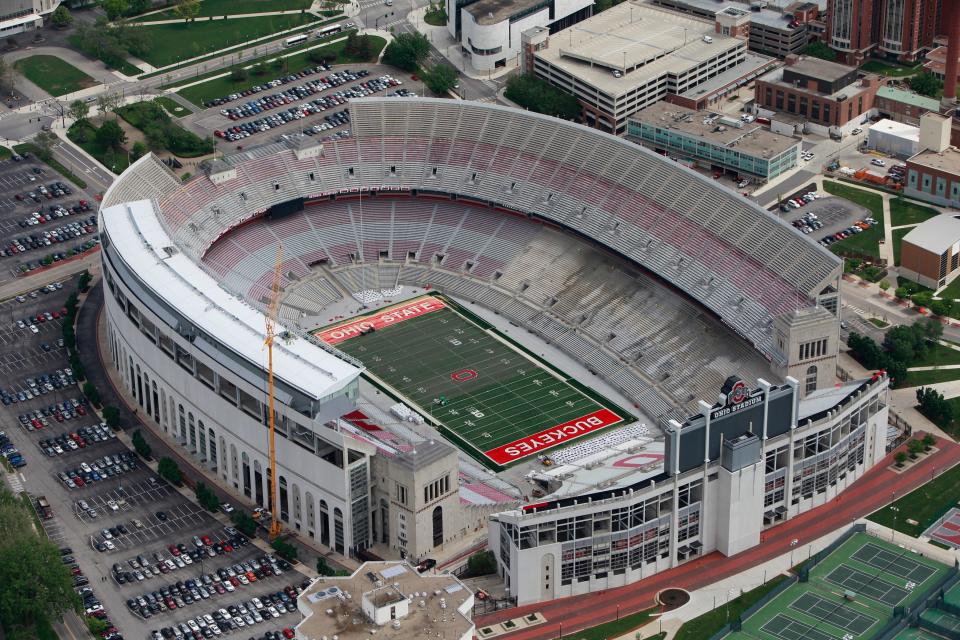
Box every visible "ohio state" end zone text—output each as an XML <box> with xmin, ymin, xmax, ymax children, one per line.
<box><xmin>316</xmin><ymin>297</ymin><xmax>446</xmax><ymax>344</ymax></box>
<box><xmin>484</xmin><ymin>408</ymin><xmax>623</xmax><ymax>465</ymax></box>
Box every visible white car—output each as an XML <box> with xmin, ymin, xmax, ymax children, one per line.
<box><xmin>107</xmin><ymin>500</ymin><xmax>118</xmax><ymax>511</ymax></box>
<box><xmin>871</xmin><ymin>158</ymin><xmax>886</xmax><ymax>167</ymax></box>
<box><xmin>104</xmin><ymin>540</ymin><xmax>115</xmax><ymax>550</ymax></box>
<box><xmin>852</xmin><ymin>127</ymin><xmax>863</xmax><ymax>135</ymax></box>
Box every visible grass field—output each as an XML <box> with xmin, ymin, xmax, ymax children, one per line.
<box><xmin>890</xmin><ymin>199</ymin><xmax>940</xmax><ymax>226</ymax></box>
<box><xmin>320</xmin><ymin>296</ymin><xmax>624</xmax><ymax>467</ymax></box>
<box><xmin>138</xmin><ymin>0</ymin><xmax>313</xmax><ymax>21</ymax></box>
<box><xmin>128</xmin><ymin>14</ymin><xmax>320</xmax><ymax>67</ymax></box>
<box><xmin>14</xmin><ymin>55</ymin><xmax>96</xmax><ymax>97</ymax></box>
<box><xmin>904</xmin><ymin>368</ymin><xmax>960</xmax><ymax>387</ymax></box>
<box><xmin>153</xmin><ymin>96</ymin><xmax>192</xmax><ymax>117</ymax></box>
<box><xmin>892</xmin><ymin>226</ymin><xmax>915</xmax><ymax>266</ymax></box>
<box><xmin>176</xmin><ymin>34</ymin><xmax>383</xmax><ymax>106</ymax></box>
<box><xmin>868</xmin><ymin>463</ymin><xmax>960</xmax><ymax>537</ymax></box>
<box><xmin>823</xmin><ymin>181</ymin><xmax>885</xmax><ymax>259</ymax></box>
<box><xmin>66</xmin><ymin>121</ymin><xmax>131</xmax><ymax>175</ymax></box>
<box><xmin>912</xmin><ymin>341</ymin><xmax>960</xmax><ymax>367</ymax></box>
<box><xmin>860</xmin><ymin>60</ymin><xmax>923</xmax><ymax>77</ymax></box>
<box><xmin>936</xmin><ymin>273</ymin><xmax>960</xmax><ymax>300</ymax></box>
<box><xmin>569</xmin><ymin>608</ymin><xmax>654</xmax><ymax>640</ymax></box>
<box><xmin>727</xmin><ymin>534</ymin><xmax>949</xmax><ymax>640</ymax></box>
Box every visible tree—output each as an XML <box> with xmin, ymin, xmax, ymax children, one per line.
<box><xmin>33</xmin><ymin>131</ymin><xmax>59</xmax><ymax>162</ymax></box>
<box><xmin>157</xmin><ymin>457</ymin><xmax>183</xmax><ymax>485</ymax></box>
<box><xmin>421</xmin><ymin>63</ymin><xmax>458</xmax><ymax>95</ymax></box>
<box><xmin>229</xmin><ymin>67</ymin><xmax>249</xmax><ymax>82</ymax></box>
<box><xmin>102</xmin><ymin>405</ymin><xmax>120</xmax><ymax>428</ymax></box>
<box><xmin>930</xmin><ymin>299</ymin><xmax>954</xmax><ymax>317</ymax></box>
<box><xmin>879</xmin><ymin>280</ymin><xmax>890</xmax><ymax>291</ymax></box>
<box><xmin>382</xmin><ymin>32</ymin><xmax>430</xmax><ymax>72</ymax></box>
<box><xmin>230</xmin><ymin>510</ymin><xmax>258</xmax><ymax>537</ymax></box>
<box><xmin>894</xmin><ymin>451</ymin><xmax>906</xmax><ymax>467</ymax></box>
<box><xmin>910</xmin><ymin>71</ymin><xmax>944</xmax><ymax>98</ymax></box>
<box><xmin>0</xmin><ymin>486</ymin><xmax>81</xmax><ymax>636</ymax></box>
<box><xmin>271</xmin><ymin>538</ymin><xmax>298</xmax><ymax>561</ymax></box>
<box><xmin>316</xmin><ymin>556</ymin><xmax>336</xmax><ymax>576</ymax></box>
<box><xmin>922</xmin><ymin>433</ymin><xmax>936</xmax><ymax>450</ymax></box>
<box><xmin>131</xmin><ymin>429</ymin><xmax>152</xmax><ymax>459</ymax></box>
<box><xmin>95</xmin><ymin>119</ymin><xmax>127</xmax><ymax>151</ymax></box>
<box><xmin>50</xmin><ymin>5</ymin><xmax>73</xmax><ymax>28</ymax></box>
<box><xmin>68</xmin><ymin>99</ymin><xmax>89</xmax><ymax>124</ymax></box>
<box><xmin>910</xmin><ymin>291</ymin><xmax>933</xmax><ymax>310</ymax></box>
<box><xmin>252</xmin><ymin>61</ymin><xmax>269</xmax><ymax>76</ymax></box>
<box><xmin>82</xmin><ymin>381</ymin><xmax>101</xmax><ymax>406</ymax></box>
<box><xmin>126</xmin><ymin>0</ymin><xmax>152</xmax><ymax>15</ymax></box>
<box><xmin>907</xmin><ymin>439</ymin><xmax>924</xmax><ymax>459</ymax></box>
<box><xmin>86</xmin><ymin>616</ymin><xmax>109</xmax><ymax>635</ymax></box>
<box><xmin>173</xmin><ymin>0</ymin><xmax>201</xmax><ymax>20</ymax></box>
<box><xmin>884</xmin><ymin>358</ymin><xmax>908</xmax><ymax>388</ymax></box>
<box><xmin>916</xmin><ymin>386</ymin><xmax>954</xmax><ymax>427</ymax></box>
<box><xmin>100</xmin><ymin>0</ymin><xmax>129</xmax><ymax>20</ymax></box>
<box><xmin>130</xmin><ymin>140</ymin><xmax>147</xmax><ymax>161</ymax></box>
<box><xmin>803</xmin><ymin>40</ymin><xmax>837</xmax><ymax>62</ymax></box>
<box><xmin>505</xmin><ymin>73</ymin><xmax>581</xmax><ymax>121</ymax></box>
<box><xmin>78</xmin><ymin>269</ymin><xmax>92</xmax><ymax>292</ymax></box>
<box><xmin>467</xmin><ymin>550</ymin><xmax>496</xmax><ymax>576</ymax></box>
<box><xmin>894</xmin><ymin>286</ymin><xmax>909</xmax><ymax>300</ymax></box>
<box><xmin>847</xmin><ymin>332</ymin><xmax>885</xmax><ymax>369</ymax></box>
<box><xmin>195</xmin><ymin>482</ymin><xmax>220</xmax><ymax>512</ymax></box>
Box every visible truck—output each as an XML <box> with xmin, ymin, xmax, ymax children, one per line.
<box><xmin>36</xmin><ymin>495</ymin><xmax>52</xmax><ymax>519</ymax></box>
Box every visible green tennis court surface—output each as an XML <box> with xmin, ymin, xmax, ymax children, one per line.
<box><xmin>319</xmin><ymin>296</ymin><xmax>624</xmax><ymax>467</ymax></box>
<box><xmin>726</xmin><ymin>533</ymin><xmax>950</xmax><ymax>640</ymax></box>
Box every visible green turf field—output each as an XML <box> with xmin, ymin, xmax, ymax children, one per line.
<box><xmin>726</xmin><ymin>533</ymin><xmax>949</xmax><ymax>640</ymax></box>
<box><xmin>322</xmin><ymin>297</ymin><xmax>623</xmax><ymax>467</ymax></box>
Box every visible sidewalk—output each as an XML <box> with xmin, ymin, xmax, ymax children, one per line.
<box><xmin>75</xmin><ymin>280</ymin><xmax>360</xmax><ymax>578</ymax></box>
<box><xmin>405</xmin><ymin>6</ymin><xmax>517</xmax><ymax>80</ymax></box>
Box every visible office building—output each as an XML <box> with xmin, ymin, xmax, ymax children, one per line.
<box><xmin>627</xmin><ymin>102</ymin><xmax>801</xmax><ymax>181</ymax></box>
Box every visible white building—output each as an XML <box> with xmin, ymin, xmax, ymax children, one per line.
<box><xmin>0</xmin><ymin>0</ymin><xmax>61</xmax><ymax>36</ymax></box>
<box><xmin>866</xmin><ymin>119</ymin><xmax>920</xmax><ymax>158</ymax></box>
<box><xmin>446</xmin><ymin>0</ymin><xmax>594</xmax><ymax>72</ymax></box>
<box><xmin>490</xmin><ymin>373</ymin><xmax>890</xmax><ymax>605</ymax></box>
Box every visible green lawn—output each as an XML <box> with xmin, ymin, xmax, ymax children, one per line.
<box><xmin>823</xmin><ymin>181</ymin><xmax>885</xmax><ymax>258</ymax></box>
<box><xmin>905</xmin><ymin>368</ymin><xmax>960</xmax><ymax>387</ymax></box>
<box><xmin>861</xmin><ymin>60</ymin><xmax>924</xmax><ymax>77</ymax></box>
<box><xmin>890</xmin><ymin>198</ymin><xmax>940</xmax><ymax>226</ymax></box>
<box><xmin>0</xmin><ymin>146</ymin><xmax>11</xmax><ymax>160</ymax></box>
<box><xmin>674</xmin><ymin>577</ymin><xmax>787</xmax><ymax>640</ymax></box>
<box><xmin>868</xmin><ymin>462</ymin><xmax>960</xmax><ymax>536</ymax></box>
<box><xmin>128</xmin><ymin>14</ymin><xmax>321</xmax><ymax>67</ymax></box>
<box><xmin>568</xmin><ymin>609</ymin><xmax>654</xmax><ymax>640</ymax></box>
<box><xmin>14</xmin><ymin>55</ymin><xmax>96</xmax><ymax>97</ymax></box>
<box><xmin>138</xmin><ymin>0</ymin><xmax>313</xmax><ymax>21</ymax></box>
<box><xmin>892</xmin><ymin>225</ymin><xmax>915</xmax><ymax>266</ymax></box>
<box><xmin>65</xmin><ymin>121</ymin><xmax>131</xmax><ymax>175</ymax></box>
<box><xmin>153</xmin><ymin>96</ymin><xmax>192</xmax><ymax>117</ymax></box>
<box><xmin>937</xmin><ymin>274</ymin><xmax>960</xmax><ymax>300</ymax></box>
<box><xmin>868</xmin><ymin>317</ymin><xmax>890</xmax><ymax>328</ymax></box>
<box><xmin>177</xmin><ymin>35</ymin><xmax>383</xmax><ymax>106</ymax></box>
<box><xmin>912</xmin><ymin>341</ymin><xmax>960</xmax><ymax>367</ymax></box>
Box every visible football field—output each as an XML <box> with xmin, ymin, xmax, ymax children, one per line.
<box><xmin>316</xmin><ymin>296</ymin><xmax>625</xmax><ymax>467</ymax></box>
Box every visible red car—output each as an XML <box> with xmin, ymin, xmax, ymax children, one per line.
<box><xmin>222</xmin><ymin>542</ymin><xmax>233</xmax><ymax>552</ymax></box>
<box><xmin>76</xmin><ymin>406</ymin><xmax>87</xmax><ymax>416</ymax></box>
<box><xmin>74</xmin><ymin>477</ymin><xmax>84</xmax><ymax>487</ymax></box>
<box><xmin>168</xmin><ymin>544</ymin><xmax>180</xmax><ymax>556</ymax></box>
<box><xmin>201</xmin><ymin>535</ymin><xmax>212</xmax><ymax>546</ymax></box>
<box><xmin>283</xmin><ymin>629</ymin><xmax>295</xmax><ymax>639</ymax></box>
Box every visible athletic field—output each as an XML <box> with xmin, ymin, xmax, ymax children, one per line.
<box><xmin>316</xmin><ymin>296</ymin><xmax>625</xmax><ymax>467</ymax></box>
<box><xmin>727</xmin><ymin>533</ymin><xmax>950</xmax><ymax>640</ymax></box>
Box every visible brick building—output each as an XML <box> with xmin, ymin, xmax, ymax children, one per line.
<box><xmin>825</xmin><ymin>0</ymin><xmax>939</xmax><ymax>64</ymax></box>
<box><xmin>754</xmin><ymin>55</ymin><xmax>885</xmax><ymax>135</ymax></box>
<box><xmin>824</xmin><ymin>0</ymin><xmax>877</xmax><ymax>65</ymax></box>
<box><xmin>899</xmin><ymin>215</ymin><xmax>960</xmax><ymax>289</ymax></box>
<box><xmin>873</xmin><ymin>86</ymin><xmax>941</xmax><ymax>125</ymax></box>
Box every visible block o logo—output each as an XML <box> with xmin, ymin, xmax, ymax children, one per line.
<box><xmin>450</xmin><ymin>369</ymin><xmax>478</xmax><ymax>382</ymax></box>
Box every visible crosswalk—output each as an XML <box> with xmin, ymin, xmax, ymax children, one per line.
<box><xmin>5</xmin><ymin>471</ymin><xmax>23</xmax><ymax>494</ymax></box>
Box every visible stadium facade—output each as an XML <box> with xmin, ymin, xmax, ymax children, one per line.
<box><xmin>98</xmin><ymin>98</ymin><xmax>890</xmax><ymax>603</ymax></box>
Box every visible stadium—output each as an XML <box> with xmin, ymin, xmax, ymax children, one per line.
<box><xmin>98</xmin><ymin>98</ymin><xmax>891</xmax><ymax>605</ymax></box>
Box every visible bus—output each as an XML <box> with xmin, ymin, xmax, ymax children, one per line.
<box><xmin>284</xmin><ymin>33</ymin><xmax>309</xmax><ymax>47</ymax></box>
<box><xmin>315</xmin><ymin>23</ymin><xmax>343</xmax><ymax>38</ymax></box>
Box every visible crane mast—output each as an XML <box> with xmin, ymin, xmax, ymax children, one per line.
<box><xmin>264</xmin><ymin>244</ymin><xmax>283</xmax><ymax>540</ymax></box>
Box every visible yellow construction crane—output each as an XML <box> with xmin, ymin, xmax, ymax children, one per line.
<box><xmin>264</xmin><ymin>244</ymin><xmax>284</xmax><ymax>540</ymax></box>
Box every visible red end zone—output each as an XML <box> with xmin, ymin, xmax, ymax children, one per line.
<box><xmin>484</xmin><ymin>408</ymin><xmax>623</xmax><ymax>465</ymax></box>
<box><xmin>316</xmin><ymin>296</ymin><xmax>446</xmax><ymax>344</ymax></box>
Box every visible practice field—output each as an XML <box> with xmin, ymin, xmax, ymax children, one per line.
<box><xmin>318</xmin><ymin>296</ymin><xmax>625</xmax><ymax>467</ymax></box>
<box><xmin>726</xmin><ymin>533</ymin><xmax>950</xmax><ymax>640</ymax></box>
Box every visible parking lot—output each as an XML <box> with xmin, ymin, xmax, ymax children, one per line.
<box><xmin>182</xmin><ymin>63</ymin><xmax>420</xmax><ymax>150</ymax></box>
<box><xmin>771</xmin><ymin>183</ymin><xmax>875</xmax><ymax>247</ymax></box>
<box><xmin>0</xmin><ymin>275</ymin><xmax>309</xmax><ymax>639</ymax></box>
<box><xmin>0</xmin><ymin>154</ymin><xmax>99</xmax><ymax>285</ymax></box>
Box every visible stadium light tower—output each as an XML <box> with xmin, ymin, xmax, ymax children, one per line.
<box><xmin>264</xmin><ymin>244</ymin><xmax>284</xmax><ymax>540</ymax></box>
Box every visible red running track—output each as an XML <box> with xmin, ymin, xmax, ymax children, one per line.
<box><xmin>475</xmin><ymin>434</ymin><xmax>960</xmax><ymax>640</ymax></box>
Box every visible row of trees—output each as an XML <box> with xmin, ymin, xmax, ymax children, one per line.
<box><xmin>894</xmin><ymin>433</ymin><xmax>938</xmax><ymax>466</ymax></box>
<box><xmin>100</xmin><ymin>0</ymin><xmax>201</xmax><ymax>21</ymax></box>
<box><xmin>195</xmin><ymin>481</ymin><xmax>220</xmax><ymax>512</ymax></box>
<box><xmin>916</xmin><ymin>387</ymin><xmax>954</xmax><ymax>429</ymax></box>
<box><xmin>132</xmin><ymin>429</ymin><xmax>152</xmax><ymax>459</ymax></box>
<box><xmin>70</xmin><ymin>18</ymin><xmax>151</xmax><ymax>72</ymax></box>
<box><xmin>158</xmin><ymin>457</ymin><xmax>183</xmax><ymax>485</ymax></box>
<box><xmin>505</xmin><ymin>73</ymin><xmax>581</xmax><ymax>121</ymax></box>
<box><xmin>846</xmin><ymin>317</ymin><xmax>943</xmax><ymax>387</ymax></box>
<box><xmin>0</xmin><ymin>485</ymin><xmax>80</xmax><ymax>639</ymax></box>
<box><xmin>117</xmin><ymin>100</ymin><xmax>213</xmax><ymax>157</ymax></box>
<box><xmin>382</xmin><ymin>32</ymin><xmax>429</xmax><ymax>72</ymax></box>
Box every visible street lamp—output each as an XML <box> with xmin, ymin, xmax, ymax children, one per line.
<box><xmin>890</xmin><ymin>506</ymin><xmax>900</xmax><ymax>540</ymax></box>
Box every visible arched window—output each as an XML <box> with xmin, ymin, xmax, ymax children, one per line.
<box><xmin>805</xmin><ymin>365</ymin><xmax>818</xmax><ymax>395</ymax></box>
<box><xmin>198</xmin><ymin>420</ymin><xmax>206</xmax><ymax>458</ymax></box>
<box><xmin>160</xmin><ymin>389</ymin><xmax>167</xmax><ymax>431</ymax></box>
<box><xmin>208</xmin><ymin>428</ymin><xmax>217</xmax><ymax>466</ymax></box>
<box><xmin>241</xmin><ymin>452</ymin><xmax>251</xmax><ymax>498</ymax></box>
<box><xmin>333</xmin><ymin>507</ymin><xmax>344</xmax><ymax>554</ymax></box>
<box><xmin>319</xmin><ymin>500</ymin><xmax>330</xmax><ymax>546</ymax></box>
<box><xmin>292</xmin><ymin>483</ymin><xmax>301</xmax><ymax>530</ymax></box>
<box><xmin>305</xmin><ymin>491</ymin><xmax>315</xmax><ymax>537</ymax></box>
<box><xmin>151</xmin><ymin>381</ymin><xmax>159</xmax><ymax>423</ymax></box>
<box><xmin>432</xmin><ymin>506</ymin><xmax>443</xmax><ymax>547</ymax></box>
<box><xmin>278</xmin><ymin>475</ymin><xmax>289</xmax><ymax>522</ymax></box>
<box><xmin>188</xmin><ymin>413</ymin><xmax>196</xmax><ymax>450</ymax></box>
<box><xmin>253</xmin><ymin>460</ymin><xmax>264</xmax><ymax>506</ymax></box>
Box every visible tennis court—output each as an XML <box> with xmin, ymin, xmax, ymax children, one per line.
<box><xmin>760</xmin><ymin>614</ymin><xmax>839</xmax><ymax>640</ymax></box>
<box><xmin>788</xmin><ymin>593</ymin><xmax>877</xmax><ymax>635</ymax></box>
<box><xmin>824</xmin><ymin>565</ymin><xmax>911</xmax><ymax>606</ymax></box>
<box><xmin>851</xmin><ymin>543</ymin><xmax>937</xmax><ymax>583</ymax></box>
<box><xmin>921</xmin><ymin>608</ymin><xmax>960</xmax><ymax>633</ymax></box>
